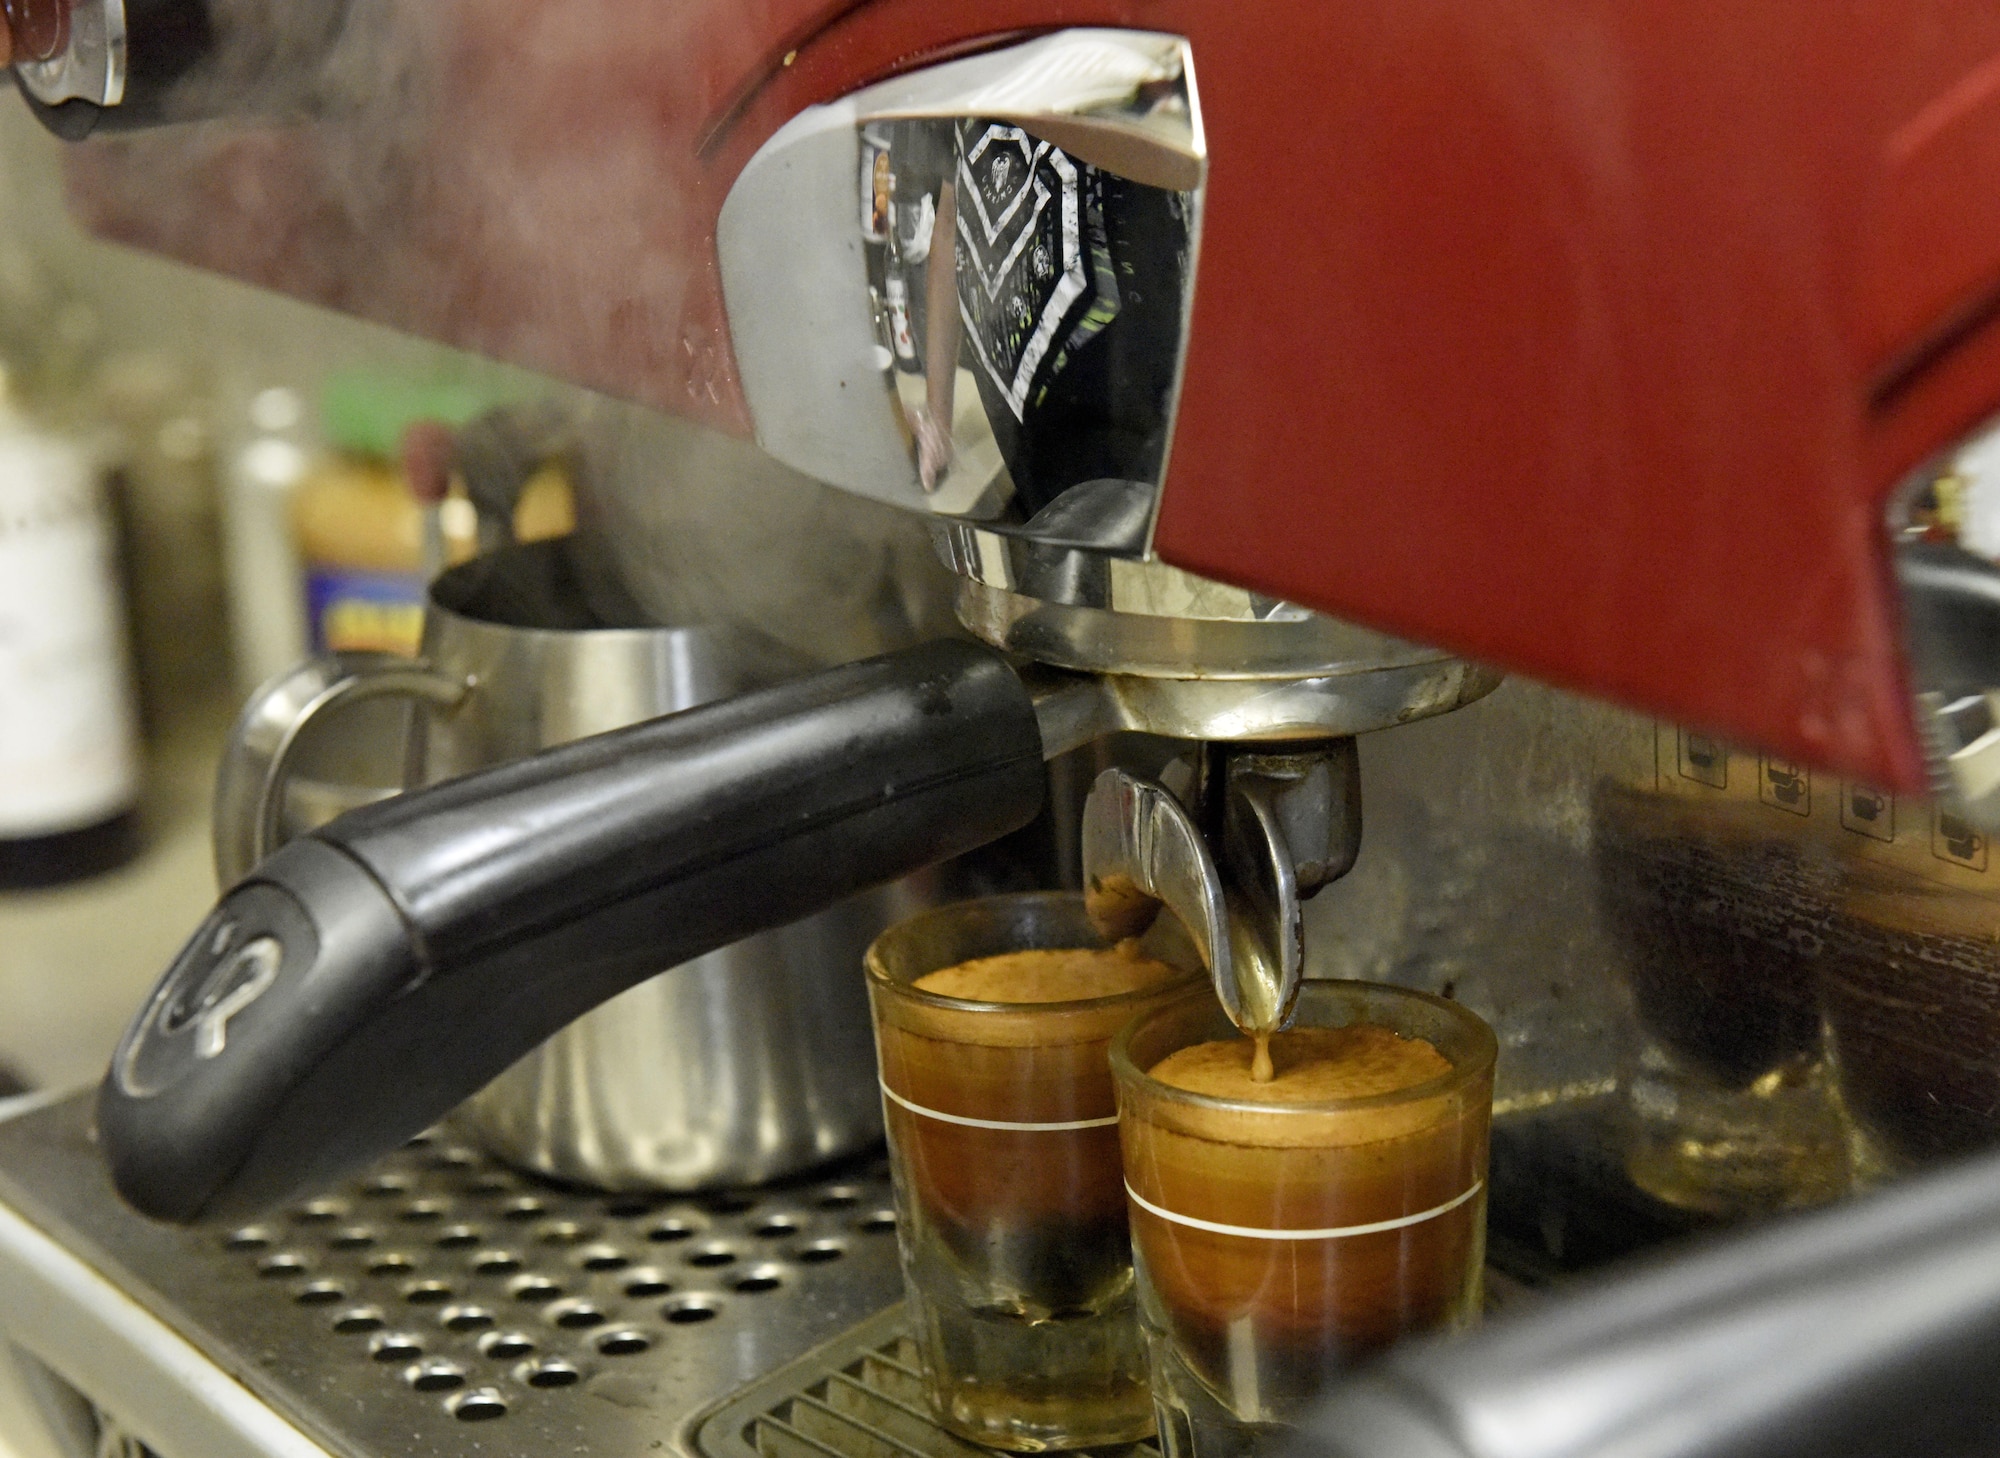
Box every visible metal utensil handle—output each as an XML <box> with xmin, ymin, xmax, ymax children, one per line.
<box><xmin>211</xmin><ymin>654</ymin><xmax>470</xmax><ymax>886</ymax></box>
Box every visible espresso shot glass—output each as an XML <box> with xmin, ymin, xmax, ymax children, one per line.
<box><xmin>865</xmin><ymin>892</ymin><xmax>1202</xmax><ymax>1451</ymax></box>
<box><xmin>1113</xmin><ymin>983</ymin><xmax>1495</xmax><ymax>1458</ymax></box>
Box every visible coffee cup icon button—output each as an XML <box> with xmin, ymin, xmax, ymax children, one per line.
<box><xmin>1760</xmin><ymin>757</ymin><xmax>1810</xmax><ymax>815</ymax></box>
<box><xmin>1841</xmin><ymin>785</ymin><xmax>1894</xmax><ymax>842</ymax></box>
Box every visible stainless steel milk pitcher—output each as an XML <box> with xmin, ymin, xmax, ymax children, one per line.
<box><xmin>211</xmin><ymin>538</ymin><xmax>913</xmax><ymax>1190</ymax></box>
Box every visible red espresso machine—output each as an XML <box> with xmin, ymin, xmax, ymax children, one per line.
<box><xmin>7</xmin><ymin>5</ymin><xmax>2000</xmax><ymax>1458</ymax></box>
<box><xmin>26</xmin><ymin>0</ymin><xmax>2000</xmax><ymax>796</ymax></box>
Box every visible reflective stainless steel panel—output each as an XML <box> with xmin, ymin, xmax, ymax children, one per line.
<box><xmin>719</xmin><ymin>29</ymin><xmax>1200</xmax><ymax>539</ymax></box>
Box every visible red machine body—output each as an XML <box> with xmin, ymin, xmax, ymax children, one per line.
<box><xmin>65</xmin><ymin>2</ymin><xmax>2000</xmax><ymax>791</ymax></box>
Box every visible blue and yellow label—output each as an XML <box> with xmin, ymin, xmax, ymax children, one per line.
<box><xmin>305</xmin><ymin>567</ymin><xmax>425</xmax><ymax>657</ymax></box>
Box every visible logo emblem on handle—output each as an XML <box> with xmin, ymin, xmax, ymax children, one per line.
<box><xmin>158</xmin><ymin>933</ymin><xmax>283</xmax><ymax>1060</ymax></box>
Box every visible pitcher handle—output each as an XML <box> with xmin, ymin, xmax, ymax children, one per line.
<box><xmin>212</xmin><ymin>654</ymin><xmax>470</xmax><ymax>886</ymax></box>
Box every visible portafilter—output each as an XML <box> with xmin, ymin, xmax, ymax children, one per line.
<box><xmin>94</xmin><ymin>63</ymin><xmax>1507</xmax><ymax>1224</ymax></box>
<box><xmin>97</xmin><ymin>505</ymin><xmax>1495</xmax><ymax>1223</ymax></box>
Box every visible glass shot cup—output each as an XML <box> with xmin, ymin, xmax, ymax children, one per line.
<box><xmin>1112</xmin><ymin>982</ymin><xmax>1496</xmax><ymax>1458</ymax></box>
<box><xmin>865</xmin><ymin>892</ymin><xmax>1203</xmax><ymax>1451</ymax></box>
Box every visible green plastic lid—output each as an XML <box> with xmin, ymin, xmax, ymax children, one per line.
<box><xmin>320</xmin><ymin>372</ymin><xmax>504</xmax><ymax>459</ymax></box>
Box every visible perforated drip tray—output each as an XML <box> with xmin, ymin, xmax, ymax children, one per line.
<box><xmin>0</xmin><ymin>1094</ymin><xmax>906</xmax><ymax>1457</ymax></box>
<box><xmin>694</xmin><ymin>1307</ymin><xmax>1159</xmax><ymax>1458</ymax></box>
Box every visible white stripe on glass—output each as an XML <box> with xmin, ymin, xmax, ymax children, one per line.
<box><xmin>879</xmin><ymin>1081</ymin><xmax>1120</xmax><ymax>1133</ymax></box>
<box><xmin>1124</xmin><ymin>1180</ymin><xmax>1483</xmax><ymax>1241</ymax></box>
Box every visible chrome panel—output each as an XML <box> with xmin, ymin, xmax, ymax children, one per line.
<box><xmin>718</xmin><ymin>30</ymin><xmax>1201</xmax><ymax>553</ymax></box>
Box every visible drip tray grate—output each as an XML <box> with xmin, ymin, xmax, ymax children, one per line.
<box><xmin>694</xmin><ymin>1307</ymin><xmax>1160</xmax><ymax>1458</ymax></box>
<box><xmin>0</xmin><ymin>1094</ymin><xmax>906</xmax><ymax>1457</ymax></box>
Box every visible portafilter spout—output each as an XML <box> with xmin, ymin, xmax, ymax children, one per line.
<box><xmin>1080</xmin><ymin>744</ymin><xmax>1363</xmax><ymax>1040</ymax></box>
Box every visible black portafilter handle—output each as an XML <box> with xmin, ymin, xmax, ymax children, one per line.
<box><xmin>99</xmin><ymin>640</ymin><xmax>1047</xmax><ymax>1225</ymax></box>
<box><xmin>1295</xmin><ymin>1139</ymin><xmax>2000</xmax><ymax>1458</ymax></box>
